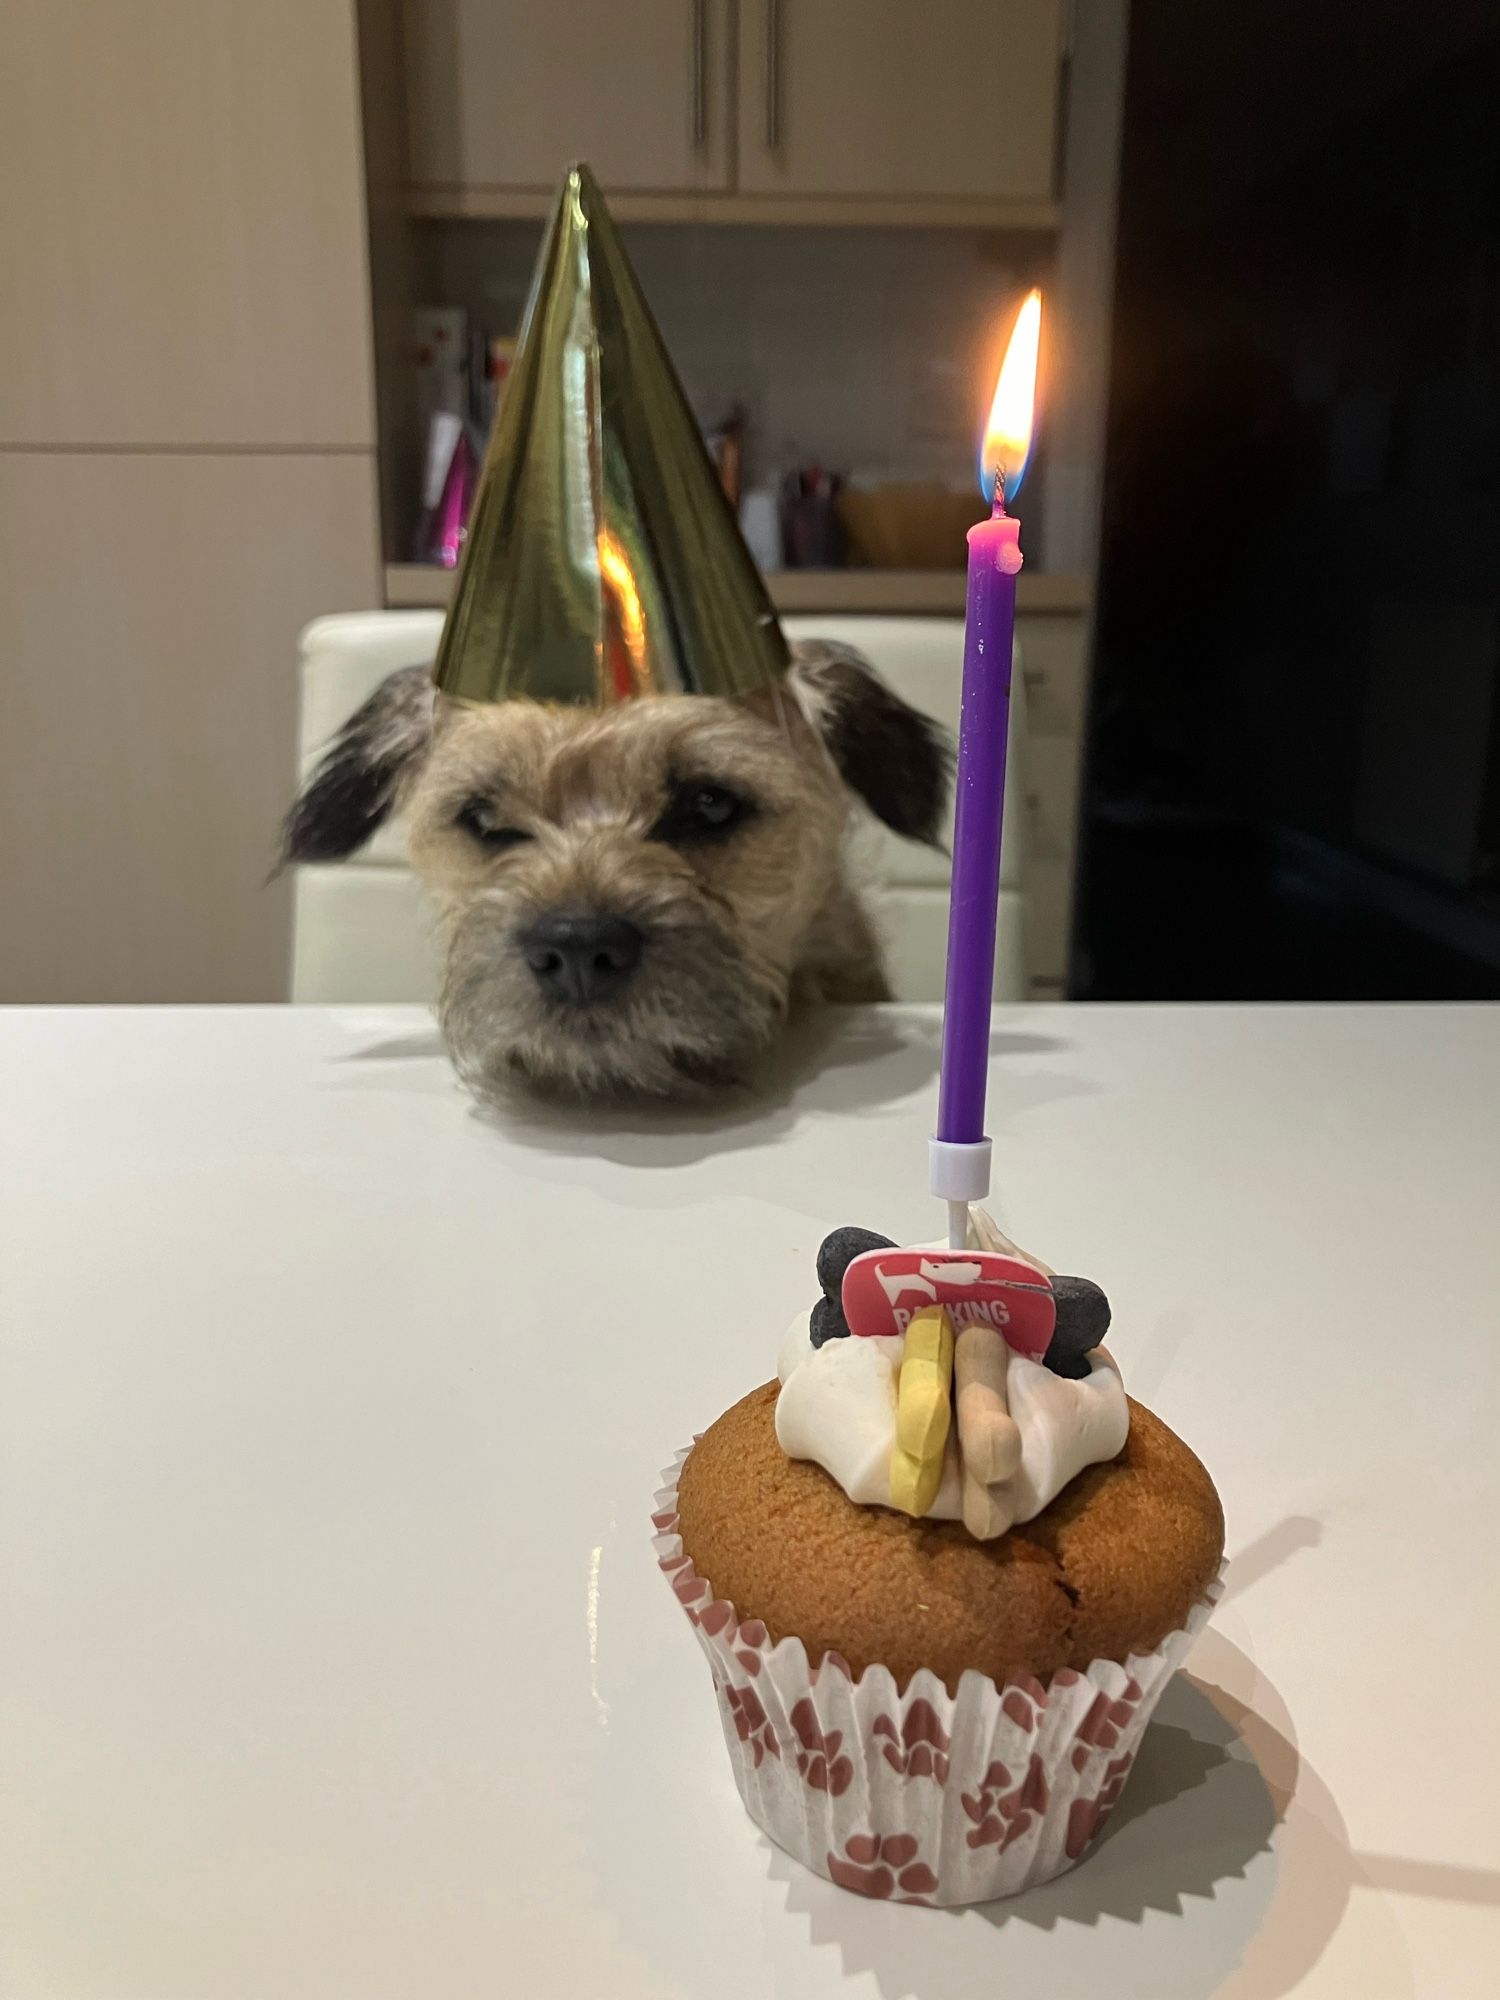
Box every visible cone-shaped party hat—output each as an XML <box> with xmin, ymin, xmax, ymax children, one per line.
<box><xmin>432</xmin><ymin>164</ymin><xmax>789</xmax><ymax>708</ymax></box>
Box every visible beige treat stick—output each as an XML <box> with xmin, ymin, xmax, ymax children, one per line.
<box><xmin>955</xmin><ymin>1323</ymin><xmax>1022</xmax><ymax>1485</ymax></box>
<box><xmin>962</xmin><ymin>1467</ymin><xmax>1015</xmax><ymax>1542</ymax></box>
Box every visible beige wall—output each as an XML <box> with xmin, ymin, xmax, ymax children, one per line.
<box><xmin>0</xmin><ymin>1</ymin><xmax>382</xmax><ymax>1002</ymax></box>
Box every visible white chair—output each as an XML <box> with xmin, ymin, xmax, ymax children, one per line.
<box><xmin>288</xmin><ymin>611</ymin><xmax>1027</xmax><ymax>1004</ymax></box>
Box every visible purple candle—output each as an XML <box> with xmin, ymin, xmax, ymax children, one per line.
<box><xmin>931</xmin><ymin>292</ymin><xmax>1041</xmax><ymax>1241</ymax></box>
<box><xmin>936</xmin><ymin>492</ymin><xmax>1023</xmax><ymax>1142</ymax></box>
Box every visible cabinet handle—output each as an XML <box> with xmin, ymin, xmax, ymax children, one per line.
<box><xmin>764</xmin><ymin>0</ymin><xmax>782</xmax><ymax>150</ymax></box>
<box><xmin>691</xmin><ymin>0</ymin><xmax>708</xmax><ymax>148</ymax></box>
<box><xmin>1053</xmin><ymin>0</ymin><xmax>1075</xmax><ymax>199</ymax></box>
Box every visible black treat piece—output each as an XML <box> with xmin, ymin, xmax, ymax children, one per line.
<box><xmin>1044</xmin><ymin>1276</ymin><xmax>1112</xmax><ymax>1378</ymax></box>
<box><xmin>816</xmin><ymin>1226</ymin><xmax>895</xmax><ymax>1300</ymax></box>
<box><xmin>810</xmin><ymin>1295</ymin><xmax>848</xmax><ymax>1348</ymax></box>
<box><xmin>807</xmin><ymin>1225</ymin><xmax>895</xmax><ymax>1345</ymax></box>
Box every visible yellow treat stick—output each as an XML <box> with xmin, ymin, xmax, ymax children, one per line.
<box><xmin>955</xmin><ymin>1324</ymin><xmax>1022</xmax><ymax>1484</ymax></box>
<box><xmin>891</xmin><ymin>1442</ymin><xmax>946</xmax><ymax>1518</ymax></box>
<box><xmin>895</xmin><ymin>1307</ymin><xmax>955</xmax><ymax>1457</ymax></box>
<box><xmin>890</xmin><ymin>1306</ymin><xmax>954</xmax><ymax>1516</ymax></box>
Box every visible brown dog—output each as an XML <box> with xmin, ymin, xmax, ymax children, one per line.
<box><xmin>281</xmin><ymin>642</ymin><xmax>948</xmax><ymax>1101</ymax></box>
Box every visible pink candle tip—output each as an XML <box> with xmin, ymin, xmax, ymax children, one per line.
<box><xmin>971</xmin><ymin>510</ymin><xmax>1023</xmax><ymax>575</ymax></box>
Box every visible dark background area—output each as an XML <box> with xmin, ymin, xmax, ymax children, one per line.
<box><xmin>1077</xmin><ymin>0</ymin><xmax>1500</xmax><ymax>999</ymax></box>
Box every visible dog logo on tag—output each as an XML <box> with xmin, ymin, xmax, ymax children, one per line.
<box><xmin>841</xmin><ymin>1249</ymin><xmax>1056</xmax><ymax>1358</ymax></box>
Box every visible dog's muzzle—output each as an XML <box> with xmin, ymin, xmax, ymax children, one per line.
<box><xmin>438</xmin><ymin>891</ymin><xmax>787</xmax><ymax>1102</ymax></box>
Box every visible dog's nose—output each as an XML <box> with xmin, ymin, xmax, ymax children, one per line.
<box><xmin>521</xmin><ymin>912</ymin><xmax>644</xmax><ymax>1005</ymax></box>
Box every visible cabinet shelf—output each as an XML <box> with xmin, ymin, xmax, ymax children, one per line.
<box><xmin>384</xmin><ymin>564</ymin><xmax>1088</xmax><ymax>617</ymax></box>
<box><xmin>408</xmin><ymin>187</ymin><xmax>1060</xmax><ymax>231</ymax></box>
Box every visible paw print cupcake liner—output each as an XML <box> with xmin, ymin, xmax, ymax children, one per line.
<box><xmin>654</xmin><ymin>1449</ymin><xmax>1222</xmax><ymax>1907</ymax></box>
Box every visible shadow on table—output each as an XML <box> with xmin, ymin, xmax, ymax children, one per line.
<box><xmin>777</xmin><ymin>1621</ymin><xmax>1500</xmax><ymax>2000</ymax></box>
<box><xmin>595</xmin><ymin>1628</ymin><xmax>1301</xmax><ymax>2000</ymax></box>
<box><xmin>771</xmin><ymin>1622</ymin><xmax>1428</xmax><ymax>2000</ymax></box>
<box><xmin>465</xmin><ymin>1010</ymin><xmax>1087</xmax><ymax>1169</ymax></box>
<box><xmin>770</xmin><ymin>1645</ymin><xmax>1293</xmax><ymax>2000</ymax></box>
<box><xmin>329</xmin><ymin>1009</ymin><xmax>1084</xmax><ymax>1167</ymax></box>
<box><xmin>601</xmin><ymin>1514</ymin><xmax>1499</xmax><ymax>1998</ymax></box>
<box><xmin>332</xmin><ymin>1026</ymin><xmax>448</xmax><ymax>1063</ymax></box>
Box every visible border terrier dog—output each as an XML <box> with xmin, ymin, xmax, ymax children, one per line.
<box><xmin>280</xmin><ymin>643</ymin><xmax>948</xmax><ymax>1103</ymax></box>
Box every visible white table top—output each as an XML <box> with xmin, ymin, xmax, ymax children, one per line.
<box><xmin>3</xmin><ymin>1002</ymin><xmax>1498</xmax><ymax>1999</ymax></box>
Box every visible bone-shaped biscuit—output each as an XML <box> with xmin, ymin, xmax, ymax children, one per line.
<box><xmin>954</xmin><ymin>1323</ymin><xmax>1022</xmax><ymax>1484</ymax></box>
<box><xmin>962</xmin><ymin>1466</ymin><xmax>1017</xmax><ymax>1542</ymax></box>
<box><xmin>954</xmin><ymin>1322</ymin><xmax>1025</xmax><ymax>1541</ymax></box>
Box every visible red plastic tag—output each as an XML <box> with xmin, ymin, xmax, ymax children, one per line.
<box><xmin>841</xmin><ymin>1249</ymin><xmax>1055</xmax><ymax>1358</ymax></box>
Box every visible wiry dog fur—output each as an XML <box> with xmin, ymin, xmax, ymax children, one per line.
<box><xmin>281</xmin><ymin>642</ymin><xmax>949</xmax><ymax>1102</ymax></box>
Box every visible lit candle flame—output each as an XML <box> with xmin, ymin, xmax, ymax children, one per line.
<box><xmin>979</xmin><ymin>289</ymin><xmax>1042</xmax><ymax>506</ymax></box>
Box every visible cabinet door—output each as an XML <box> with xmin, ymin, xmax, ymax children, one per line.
<box><xmin>404</xmin><ymin>0</ymin><xmax>732</xmax><ymax>192</ymax></box>
<box><xmin>0</xmin><ymin>0</ymin><xmax>374</xmax><ymax>448</ymax></box>
<box><xmin>737</xmin><ymin>0</ymin><xmax>1063</xmax><ymax>202</ymax></box>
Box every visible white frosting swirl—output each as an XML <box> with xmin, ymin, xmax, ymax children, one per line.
<box><xmin>774</xmin><ymin>1313</ymin><xmax>1129</xmax><ymax>1532</ymax></box>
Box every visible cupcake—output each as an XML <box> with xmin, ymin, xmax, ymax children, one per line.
<box><xmin>654</xmin><ymin>1207</ymin><xmax>1223</xmax><ymax>1905</ymax></box>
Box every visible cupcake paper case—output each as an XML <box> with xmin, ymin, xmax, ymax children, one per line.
<box><xmin>654</xmin><ymin>1450</ymin><xmax>1222</xmax><ymax>1908</ymax></box>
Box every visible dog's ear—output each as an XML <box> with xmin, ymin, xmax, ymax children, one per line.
<box><xmin>787</xmin><ymin>640</ymin><xmax>951</xmax><ymax>846</ymax></box>
<box><xmin>278</xmin><ymin>664</ymin><xmax>434</xmax><ymax>867</ymax></box>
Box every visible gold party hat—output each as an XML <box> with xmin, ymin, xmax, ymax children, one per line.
<box><xmin>432</xmin><ymin>164</ymin><xmax>789</xmax><ymax>708</ymax></box>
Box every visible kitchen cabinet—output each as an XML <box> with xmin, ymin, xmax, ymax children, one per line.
<box><xmin>736</xmin><ymin>0</ymin><xmax>1064</xmax><ymax>203</ymax></box>
<box><xmin>403</xmin><ymin>0</ymin><xmax>733</xmax><ymax>195</ymax></box>
<box><xmin>400</xmin><ymin>0</ymin><xmax>1064</xmax><ymax>221</ymax></box>
<box><xmin>0</xmin><ymin>0</ymin><xmax>375</xmax><ymax>448</ymax></box>
<box><xmin>0</xmin><ymin>0</ymin><xmax>384</xmax><ymax>1002</ymax></box>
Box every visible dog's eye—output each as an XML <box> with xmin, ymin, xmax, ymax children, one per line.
<box><xmin>685</xmin><ymin>785</ymin><xmax>740</xmax><ymax>829</ymax></box>
<box><xmin>651</xmin><ymin>781</ymin><xmax>754</xmax><ymax>845</ymax></box>
<box><xmin>455</xmin><ymin>801</ymin><xmax>532</xmax><ymax>852</ymax></box>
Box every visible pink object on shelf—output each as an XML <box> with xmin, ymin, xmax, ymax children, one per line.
<box><xmin>432</xmin><ymin>429</ymin><xmax>476</xmax><ymax>570</ymax></box>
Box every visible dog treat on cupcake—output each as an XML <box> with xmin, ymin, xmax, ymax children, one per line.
<box><xmin>655</xmin><ymin>1206</ymin><xmax>1224</xmax><ymax>1906</ymax></box>
<box><xmin>780</xmin><ymin>1217</ymin><xmax>1134</xmax><ymax>1542</ymax></box>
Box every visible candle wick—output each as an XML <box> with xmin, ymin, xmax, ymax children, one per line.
<box><xmin>991</xmin><ymin>463</ymin><xmax>1008</xmax><ymax>518</ymax></box>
